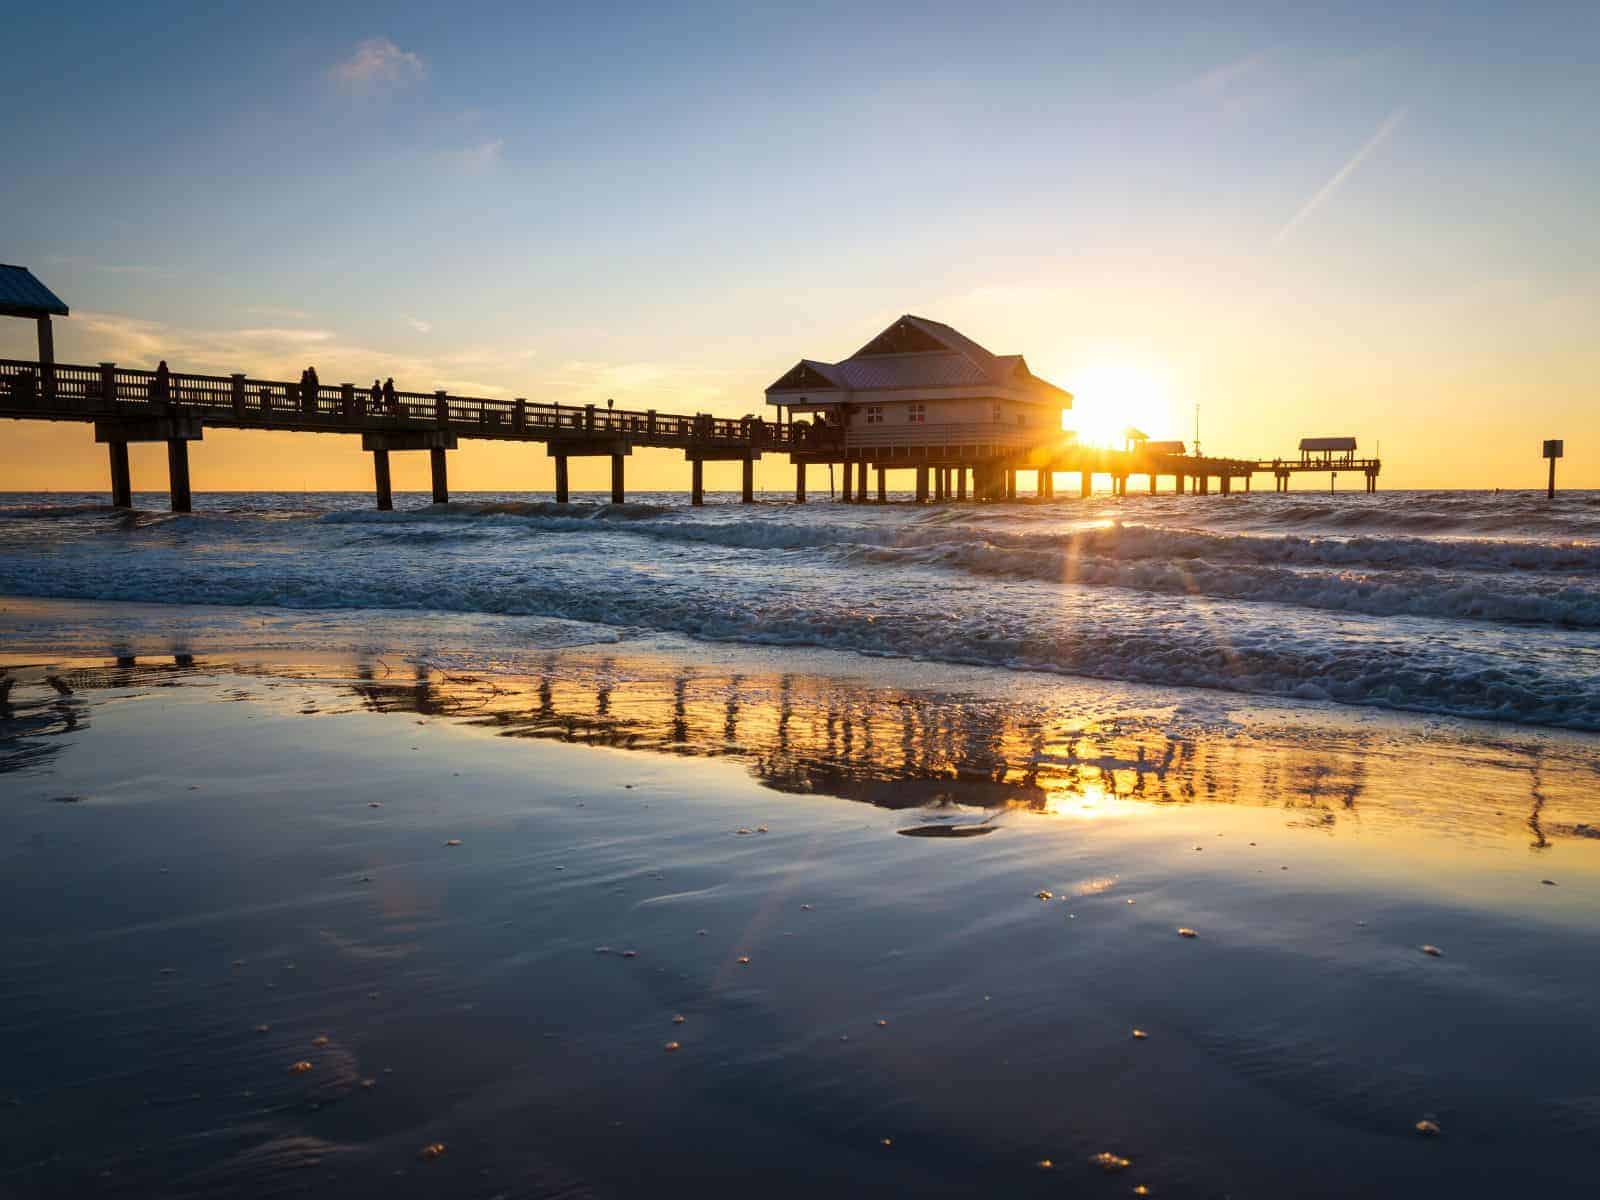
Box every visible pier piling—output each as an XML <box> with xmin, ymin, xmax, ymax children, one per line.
<box><xmin>612</xmin><ymin>453</ymin><xmax>626</xmax><ymax>504</ymax></box>
<box><xmin>742</xmin><ymin>457</ymin><xmax>755</xmax><ymax>504</ymax></box>
<box><xmin>430</xmin><ymin>446</ymin><xmax>449</xmax><ymax>504</ymax></box>
<box><xmin>795</xmin><ymin>462</ymin><xmax>806</xmax><ymax>503</ymax></box>
<box><xmin>372</xmin><ymin>448</ymin><xmax>393</xmax><ymax>511</ymax></box>
<box><xmin>167</xmin><ymin>438</ymin><xmax>192</xmax><ymax>513</ymax></box>
<box><xmin>108</xmin><ymin>441</ymin><xmax>131</xmax><ymax>509</ymax></box>
<box><xmin>691</xmin><ymin>459</ymin><xmax>704</xmax><ymax>506</ymax></box>
<box><xmin>555</xmin><ymin>455</ymin><xmax>570</xmax><ymax>503</ymax></box>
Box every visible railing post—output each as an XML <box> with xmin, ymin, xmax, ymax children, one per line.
<box><xmin>435</xmin><ymin>390</ymin><xmax>449</xmax><ymax>427</ymax></box>
<box><xmin>584</xmin><ymin>403</ymin><xmax>595</xmax><ymax>433</ymax></box>
<box><xmin>37</xmin><ymin>316</ymin><xmax>56</xmax><ymax>400</ymax></box>
<box><xmin>231</xmin><ymin>373</ymin><xmax>246</xmax><ymax>418</ymax></box>
<box><xmin>514</xmin><ymin>399</ymin><xmax>526</xmax><ymax>433</ymax></box>
<box><xmin>648</xmin><ymin>410</ymin><xmax>656</xmax><ymax>437</ymax></box>
<box><xmin>99</xmin><ymin>362</ymin><xmax>117</xmax><ymax>409</ymax></box>
<box><xmin>341</xmin><ymin>383</ymin><xmax>355</xmax><ymax>421</ymax></box>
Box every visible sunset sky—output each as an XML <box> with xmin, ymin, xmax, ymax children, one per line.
<box><xmin>3</xmin><ymin>1</ymin><xmax>1595</xmax><ymax>492</ymax></box>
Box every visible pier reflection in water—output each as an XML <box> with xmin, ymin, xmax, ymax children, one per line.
<box><xmin>4</xmin><ymin>648</ymin><xmax>1597</xmax><ymax>851</ymax></box>
<box><xmin>338</xmin><ymin>652</ymin><xmax>1600</xmax><ymax>849</ymax></box>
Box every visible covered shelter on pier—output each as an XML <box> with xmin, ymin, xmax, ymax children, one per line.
<box><xmin>0</xmin><ymin>264</ymin><xmax>69</xmax><ymax>378</ymax></box>
<box><xmin>1298</xmin><ymin>436</ymin><xmax>1358</xmax><ymax>465</ymax></box>
<box><xmin>765</xmin><ymin>315</ymin><xmax>1071</xmax><ymax>452</ymax></box>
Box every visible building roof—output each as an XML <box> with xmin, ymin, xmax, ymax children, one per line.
<box><xmin>0</xmin><ymin>265</ymin><xmax>69</xmax><ymax>319</ymax></box>
<box><xmin>1300</xmin><ymin>437</ymin><xmax>1357</xmax><ymax>452</ymax></box>
<box><xmin>767</xmin><ymin>314</ymin><xmax>1070</xmax><ymax>408</ymax></box>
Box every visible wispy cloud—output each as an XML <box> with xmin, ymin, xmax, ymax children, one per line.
<box><xmin>244</xmin><ymin>305</ymin><xmax>312</xmax><ymax>320</ymax></box>
<box><xmin>446</xmin><ymin>138</ymin><xmax>504</xmax><ymax>171</ymax></box>
<box><xmin>42</xmin><ymin>254</ymin><xmax>171</xmax><ymax>278</ymax></box>
<box><xmin>331</xmin><ymin>37</ymin><xmax>426</xmax><ymax>90</ymax></box>
<box><xmin>232</xmin><ymin>328</ymin><xmax>335</xmax><ymax>344</ymax></box>
<box><xmin>1</xmin><ymin>310</ymin><xmax>738</xmax><ymax>413</ymax></box>
<box><xmin>407</xmin><ymin>318</ymin><xmax>433</xmax><ymax>334</ymax></box>
<box><xmin>1275</xmin><ymin>107</ymin><xmax>1408</xmax><ymax>243</ymax></box>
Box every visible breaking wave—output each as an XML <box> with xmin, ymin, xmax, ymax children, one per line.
<box><xmin>3</xmin><ymin>489</ymin><xmax>1598</xmax><ymax>730</ymax></box>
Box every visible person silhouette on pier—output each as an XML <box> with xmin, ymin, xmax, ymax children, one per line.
<box><xmin>300</xmin><ymin>366</ymin><xmax>319</xmax><ymax>407</ymax></box>
<box><xmin>382</xmin><ymin>377</ymin><xmax>398</xmax><ymax>415</ymax></box>
<box><xmin>152</xmin><ymin>360</ymin><xmax>171</xmax><ymax>402</ymax></box>
<box><xmin>368</xmin><ymin>378</ymin><xmax>381</xmax><ymax>416</ymax></box>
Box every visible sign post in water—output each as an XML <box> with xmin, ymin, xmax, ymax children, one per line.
<box><xmin>1543</xmin><ymin>439</ymin><xmax>1564</xmax><ymax>499</ymax></box>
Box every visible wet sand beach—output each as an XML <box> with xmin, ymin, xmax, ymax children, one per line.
<box><xmin>3</xmin><ymin>597</ymin><xmax>1599</xmax><ymax>1197</ymax></box>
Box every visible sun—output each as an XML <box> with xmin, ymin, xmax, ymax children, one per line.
<box><xmin>1063</xmin><ymin>360</ymin><xmax>1181</xmax><ymax>449</ymax></box>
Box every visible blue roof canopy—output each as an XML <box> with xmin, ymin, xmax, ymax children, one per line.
<box><xmin>0</xmin><ymin>264</ymin><xmax>69</xmax><ymax>318</ymax></box>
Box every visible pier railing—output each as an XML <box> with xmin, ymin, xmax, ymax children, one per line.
<box><xmin>0</xmin><ymin>357</ymin><xmax>794</xmax><ymax>451</ymax></box>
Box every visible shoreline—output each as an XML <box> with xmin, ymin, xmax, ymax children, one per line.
<box><xmin>3</xmin><ymin>598</ymin><xmax>1600</xmax><ymax>1195</ymax></box>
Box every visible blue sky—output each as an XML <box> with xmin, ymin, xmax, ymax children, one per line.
<box><xmin>2</xmin><ymin>0</ymin><xmax>1597</xmax><ymax>487</ymax></box>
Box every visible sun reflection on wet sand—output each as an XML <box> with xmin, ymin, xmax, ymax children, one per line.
<box><xmin>4</xmin><ymin>646</ymin><xmax>1598</xmax><ymax>861</ymax></box>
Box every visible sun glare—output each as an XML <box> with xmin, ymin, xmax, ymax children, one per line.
<box><xmin>1065</xmin><ymin>361</ymin><xmax>1180</xmax><ymax>449</ymax></box>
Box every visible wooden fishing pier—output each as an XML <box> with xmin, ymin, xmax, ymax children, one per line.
<box><xmin>0</xmin><ymin>352</ymin><xmax>1382</xmax><ymax>510</ymax></box>
<box><xmin>0</xmin><ymin>270</ymin><xmax>1379</xmax><ymax>510</ymax></box>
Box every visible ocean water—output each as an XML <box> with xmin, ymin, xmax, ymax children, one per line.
<box><xmin>2</xmin><ymin>488</ymin><xmax>1599</xmax><ymax>730</ymax></box>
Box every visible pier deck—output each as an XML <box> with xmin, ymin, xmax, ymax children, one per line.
<box><xmin>2</xmin><ymin>356</ymin><xmax>1380</xmax><ymax>509</ymax></box>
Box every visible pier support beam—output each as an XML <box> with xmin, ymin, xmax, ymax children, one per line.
<box><xmin>372</xmin><ymin>448</ymin><xmax>393</xmax><ymax>511</ymax></box>
<box><xmin>742</xmin><ymin>457</ymin><xmax>755</xmax><ymax>504</ymax></box>
<box><xmin>1080</xmin><ymin>471</ymin><xmax>1092</xmax><ymax>498</ymax></box>
<box><xmin>956</xmin><ymin>467</ymin><xmax>967</xmax><ymax>501</ymax></box>
<box><xmin>611</xmin><ymin>453</ymin><xmax>626</xmax><ymax>504</ymax></box>
<box><xmin>877</xmin><ymin>465</ymin><xmax>887</xmax><ymax>503</ymax></box>
<box><xmin>915</xmin><ymin>465</ymin><xmax>929</xmax><ymax>503</ymax></box>
<box><xmin>1005</xmin><ymin>469</ymin><xmax>1017</xmax><ymax>501</ymax></box>
<box><xmin>108</xmin><ymin>440</ymin><xmax>132</xmax><ymax>509</ymax></box>
<box><xmin>1220</xmin><ymin>475</ymin><xmax>1231</xmax><ymax>496</ymax></box>
<box><xmin>795</xmin><ymin>462</ymin><xmax>806</xmax><ymax>503</ymax></box>
<box><xmin>430</xmin><ymin>446</ymin><xmax>449</xmax><ymax>504</ymax></box>
<box><xmin>856</xmin><ymin>459</ymin><xmax>868</xmax><ymax>503</ymax></box>
<box><xmin>167</xmin><ymin>438</ymin><xmax>192</xmax><ymax>513</ymax></box>
<box><xmin>840</xmin><ymin>461</ymin><xmax>853</xmax><ymax>503</ymax></box>
<box><xmin>691</xmin><ymin>459</ymin><xmax>705</xmax><ymax>506</ymax></box>
<box><xmin>1150</xmin><ymin>474</ymin><xmax>1158</xmax><ymax>495</ymax></box>
<box><xmin>934</xmin><ymin>468</ymin><xmax>946</xmax><ymax>502</ymax></box>
<box><xmin>555</xmin><ymin>455</ymin><xmax>570</xmax><ymax>503</ymax></box>
<box><xmin>1176</xmin><ymin>473</ymin><xmax>1185</xmax><ymax>495</ymax></box>
<box><xmin>1199</xmin><ymin>475</ymin><xmax>1210</xmax><ymax>495</ymax></box>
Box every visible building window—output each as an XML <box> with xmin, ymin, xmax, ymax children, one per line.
<box><xmin>907</xmin><ymin>403</ymin><xmax>926</xmax><ymax>424</ymax></box>
<box><xmin>865</xmin><ymin>405</ymin><xmax>883</xmax><ymax>424</ymax></box>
